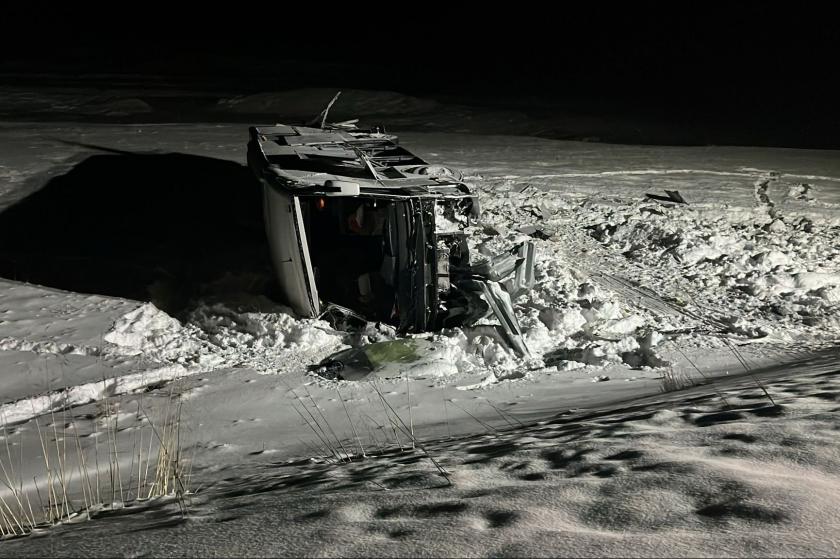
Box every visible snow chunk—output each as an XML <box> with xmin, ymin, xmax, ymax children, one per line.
<box><xmin>597</xmin><ymin>314</ymin><xmax>647</xmax><ymax>337</ymax></box>
<box><xmin>794</xmin><ymin>272</ymin><xmax>840</xmax><ymax>291</ymax></box>
<box><xmin>104</xmin><ymin>303</ymin><xmax>201</xmax><ymax>362</ymax></box>
<box><xmin>679</xmin><ymin>245</ymin><xmax>724</xmax><ymax>266</ymax></box>
<box><xmin>539</xmin><ymin>307</ymin><xmax>587</xmax><ymax>337</ymax></box>
<box><xmin>751</xmin><ymin>250</ymin><xmax>792</xmax><ymax>270</ymax></box>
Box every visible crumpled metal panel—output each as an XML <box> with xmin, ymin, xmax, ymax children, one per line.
<box><xmin>480</xmin><ymin>280</ymin><xmax>530</xmax><ymax>358</ymax></box>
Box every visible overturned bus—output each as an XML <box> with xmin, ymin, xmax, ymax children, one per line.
<box><xmin>247</xmin><ymin>118</ymin><xmax>534</xmax><ymax>356</ymax></box>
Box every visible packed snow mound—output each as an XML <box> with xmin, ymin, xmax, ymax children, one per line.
<box><xmin>103</xmin><ymin>297</ymin><xmax>346</xmax><ymax>374</ymax></box>
<box><xmin>216</xmin><ymin>88</ymin><xmax>440</xmax><ymax>118</ymax></box>
<box><xmin>481</xmin><ymin>214</ymin><xmax>671</xmax><ymax>367</ymax></box>
<box><xmin>104</xmin><ymin>302</ymin><xmax>203</xmax><ymax>362</ymax></box>
<box><xmin>465</xmin><ymin>168</ymin><xmax>840</xmax><ymax>367</ymax></box>
<box><xmin>86</xmin><ymin>97</ymin><xmax>153</xmax><ymax>116</ymax></box>
<box><xmin>187</xmin><ymin>297</ymin><xmax>343</xmax><ymax>352</ymax></box>
<box><xmin>102</xmin><ymin>284</ymin><xmax>670</xmax><ymax>387</ymax></box>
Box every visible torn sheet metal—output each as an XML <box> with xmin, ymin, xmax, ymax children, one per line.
<box><xmin>480</xmin><ymin>281</ymin><xmax>531</xmax><ymax>358</ymax></box>
<box><xmin>646</xmin><ymin>190</ymin><xmax>688</xmax><ymax>205</ymax></box>
<box><xmin>505</xmin><ymin>241</ymin><xmax>536</xmax><ymax>298</ymax></box>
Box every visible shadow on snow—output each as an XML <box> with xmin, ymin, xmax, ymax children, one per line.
<box><xmin>0</xmin><ymin>149</ymin><xmax>273</xmax><ymax>313</ymax></box>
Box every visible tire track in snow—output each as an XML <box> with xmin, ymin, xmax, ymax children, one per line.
<box><xmin>548</xmin><ymin>218</ymin><xmax>719</xmax><ymax>330</ymax></box>
<box><xmin>0</xmin><ymin>336</ymin><xmax>103</xmax><ymax>357</ymax></box>
<box><xmin>0</xmin><ymin>363</ymin><xmax>192</xmax><ymax>425</ymax></box>
<box><xmin>0</xmin><ymin>301</ymin><xmax>348</xmax><ymax>426</ymax></box>
<box><xmin>507</xmin><ymin>169</ymin><xmax>840</xmax><ymax>183</ymax></box>
<box><xmin>526</xmin><ymin>169</ymin><xmax>762</xmax><ymax>179</ymax></box>
<box><xmin>589</xmin><ymin>272</ymin><xmax>707</xmax><ymax>325</ymax></box>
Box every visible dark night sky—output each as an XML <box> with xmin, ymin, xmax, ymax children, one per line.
<box><xmin>2</xmin><ymin>3</ymin><xmax>838</xmax><ymax>146</ymax></box>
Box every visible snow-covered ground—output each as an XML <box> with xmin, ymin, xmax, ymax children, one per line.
<box><xmin>5</xmin><ymin>357</ymin><xmax>840</xmax><ymax>557</ymax></box>
<box><xmin>1</xmin><ymin>89</ymin><xmax>839</xmax><ymax>556</ymax></box>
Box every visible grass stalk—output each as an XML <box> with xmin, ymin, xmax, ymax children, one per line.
<box><xmin>291</xmin><ymin>403</ymin><xmax>337</xmax><ymax>460</ymax></box>
<box><xmin>371</xmin><ymin>381</ymin><xmax>450</xmax><ymax>484</ymax></box>
<box><xmin>443</xmin><ymin>398</ymin><xmax>452</xmax><ymax>440</ymax></box>
<box><xmin>406</xmin><ymin>376</ymin><xmax>415</xmax><ymax>449</ymax></box>
<box><xmin>723</xmin><ymin>339</ymin><xmax>776</xmax><ymax>406</ymax></box>
<box><xmin>668</xmin><ymin>341</ymin><xmax>731</xmax><ymax>408</ymax></box>
<box><xmin>337</xmin><ymin>387</ymin><xmax>365</xmax><ymax>458</ymax></box>
<box><xmin>483</xmin><ymin>400</ymin><xmax>517</xmax><ymax>429</ymax></box>
<box><xmin>373</xmin><ymin>391</ymin><xmax>404</xmax><ymax>450</ymax></box>
<box><xmin>302</xmin><ymin>385</ymin><xmax>351</xmax><ymax>461</ymax></box>
<box><xmin>446</xmin><ymin>399</ymin><xmax>498</xmax><ymax>434</ymax></box>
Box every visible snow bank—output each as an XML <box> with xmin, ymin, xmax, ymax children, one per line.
<box><xmin>184</xmin><ymin>297</ymin><xmax>345</xmax><ymax>373</ymax></box>
<box><xmin>216</xmin><ymin>88</ymin><xmax>439</xmax><ymax>118</ymax></box>
<box><xmin>104</xmin><ymin>302</ymin><xmax>204</xmax><ymax>363</ymax></box>
<box><xmin>463</xmin><ymin>188</ymin><xmax>674</xmax><ymax>377</ymax></box>
<box><xmin>103</xmin><ymin>297</ymin><xmax>347</xmax><ymax>376</ymax></box>
<box><xmin>581</xmin><ymin>193</ymin><xmax>840</xmax><ymax>339</ymax></box>
<box><xmin>1</xmin><ymin>297</ymin><xmax>349</xmax><ymax>425</ymax></box>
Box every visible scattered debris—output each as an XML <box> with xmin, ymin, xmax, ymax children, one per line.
<box><xmin>311</xmin><ymin>338</ymin><xmax>439</xmax><ymax>381</ymax></box>
<box><xmin>518</xmin><ymin>224</ymin><xmax>553</xmax><ymax>240</ymax></box>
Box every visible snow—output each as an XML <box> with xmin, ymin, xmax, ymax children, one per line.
<box><xmin>0</xmin><ymin>89</ymin><xmax>839</xmax><ymax>555</ymax></box>
<box><xmin>4</xmin><ymin>357</ymin><xmax>840</xmax><ymax>557</ymax></box>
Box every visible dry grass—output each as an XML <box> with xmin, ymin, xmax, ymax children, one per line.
<box><xmin>0</xmin><ymin>386</ymin><xmax>191</xmax><ymax>540</ymax></box>
<box><xmin>285</xmin><ymin>378</ymin><xmax>451</xmax><ymax>484</ymax></box>
<box><xmin>660</xmin><ymin>366</ymin><xmax>695</xmax><ymax>393</ymax></box>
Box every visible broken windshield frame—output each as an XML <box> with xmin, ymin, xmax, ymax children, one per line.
<box><xmin>300</xmin><ymin>195</ymin><xmax>436</xmax><ymax>332</ymax></box>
